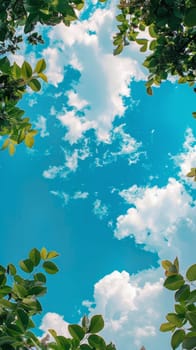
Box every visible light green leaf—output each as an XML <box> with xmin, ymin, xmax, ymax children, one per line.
<box><xmin>1</xmin><ymin>139</ymin><xmax>10</xmax><ymax>150</ymax></box>
<box><xmin>41</xmin><ymin>247</ymin><xmax>48</xmax><ymax>260</ymax></box>
<box><xmin>186</xmin><ymin>264</ymin><xmax>196</xmax><ymax>281</ymax></box>
<box><xmin>24</xmin><ymin>134</ymin><xmax>34</xmax><ymax>148</ymax></box>
<box><xmin>47</xmin><ymin>251</ymin><xmax>59</xmax><ymax>259</ymax></box>
<box><xmin>8</xmin><ymin>143</ymin><xmax>15</xmax><ymax>156</ymax></box>
<box><xmin>34</xmin><ymin>59</ymin><xmax>46</xmax><ymax>73</ymax></box>
<box><xmin>38</xmin><ymin>72</ymin><xmax>48</xmax><ymax>82</ymax></box>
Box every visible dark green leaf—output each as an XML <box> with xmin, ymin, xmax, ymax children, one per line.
<box><xmin>28</xmin><ymin>79</ymin><xmax>41</xmax><ymax>92</ymax></box>
<box><xmin>19</xmin><ymin>259</ymin><xmax>34</xmax><ymax>273</ymax></box>
<box><xmin>89</xmin><ymin>315</ymin><xmax>104</xmax><ymax>333</ymax></box>
<box><xmin>164</xmin><ymin>275</ymin><xmax>184</xmax><ymax>290</ymax></box>
<box><xmin>43</xmin><ymin>261</ymin><xmax>59</xmax><ymax>274</ymax></box>
<box><xmin>17</xmin><ymin>309</ymin><xmax>29</xmax><ymax>331</ymax></box>
<box><xmin>171</xmin><ymin>329</ymin><xmax>185</xmax><ymax>349</ymax></box>
<box><xmin>88</xmin><ymin>334</ymin><xmax>106</xmax><ymax>350</ymax></box>
<box><xmin>29</xmin><ymin>248</ymin><xmax>41</xmax><ymax>266</ymax></box>
<box><xmin>21</xmin><ymin>61</ymin><xmax>33</xmax><ymax>80</ymax></box>
<box><xmin>68</xmin><ymin>324</ymin><xmax>85</xmax><ymax>341</ymax></box>
<box><xmin>184</xmin><ymin>7</ymin><xmax>196</xmax><ymax>27</ymax></box>
<box><xmin>175</xmin><ymin>284</ymin><xmax>190</xmax><ymax>302</ymax></box>
<box><xmin>34</xmin><ymin>273</ymin><xmax>46</xmax><ymax>283</ymax></box>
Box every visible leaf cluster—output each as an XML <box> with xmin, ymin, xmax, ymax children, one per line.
<box><xmin>0</xmin><ymin>247</ymin><xmax>59</xmax><ymax>349</ymax></box>
<box><xmin>161</xmin><ymin>257</ymin><xmax>196</xmax><ymax>349</ymax></box>
<box><xmin>0</xmin><ymin>58</ymin><xmax>47</xmax><ymax>154</ymax></box>
<box><xmin>113</xmin><ymin>0</ymin><xmax>196</xmax><ymax>94</ymax></box>
<box><xmin>0</xmin><ymin>247</ymin><xmax>116</xmax><ymax>350</ymax></box>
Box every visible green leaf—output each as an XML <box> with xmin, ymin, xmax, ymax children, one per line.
<box><xmin>28</xmin><ymin>79</ymin><xmax>41</xmax><ymax>92</ymax></box>
<box><xmin>17</xmin><ymin>309</ymin><xmax>29</xmax><ymax>331</ymax></box>
<box><xmin>0</xmin><ymin>57</ymin><xmax>11</xmax><ymax>73</ymax></box>
<box><xmin>186</xmin><ymin>264</ymin><xmax>196</xmax><ymax>281</ymax></box>
<box><xmin>19</xmin><ymin>259</ymin><xmax>34</xmax><ymax>273</ymax></box>
<box><xmin>34</xmin><ymin>59</ymin><xmax>46</xmax><ymax>73</ymax></box>
<box><xmin>160</xmin><ymin>322</ymin><xmax>176</xmax><ymax>332</ymax></box>
<box><xmin>175</xmin><ymin>304</ymin><xmax>185</xmax><ymax>314</ymax></box>
<box><xmin>68</xmin><ymin>324</ymin><xmax>85</xmax><ymax>341</ymax></box>
<box><xmin>12</xmin><ymin>62</ymin><xmax>21</xmax><ymax>79</ymax></box>
<box><xmin>184</xmin><ymin>7</ymin><xmax>196</xmax><ymax>27</ymax></box>
<box><xmin>164</xmin><ymin>275</ymin><xmax>184</xmax><ymax>290</ymax></box>
<box><xmin>29</xmin><ymin>286</ymin><xmax>47</xmax><ymax>296</ymax></box>
<box><xmin>38</xmin><ymin>72</ymin><xmax>48</xmax><ymax>82</ymax></box>
<box><xmin>88</xmin><ymin>334</ymin><xmax>106</xmax><ymax>350</ymax></box>
<box><xmin>166</xmin><ymin>313</ymin><xmax>184</xmax><ymax>327</ymax></box>
<box><xmin>24</xmin><ymin>134</ymin><xmax>34</xmax><ymax>148</ymax></box>
<box><xmin>43</xmin><ymin>261</ymin><xmax>59</xmax><ymax>274</ymax></box>
<box><xmin>187</xmin><ymin>290</ymin><xmax>196</xmax><ymax>305</ymax></box>
<box><xmin>56</xmin><ymin>336</ymin><xmax>71</xmax><ymax>350</ymax></box>
<box><xmin>1</xmin><ymin>139</ymin><xmax>10</xmax><ymax>150</ymax></box>
<box><xmin>186</xmin><ymin>312</ymin><xmax>196</xmax><ymax>327</ymax></box>
<box><xmin>175</xmin><ymin>284</ymin><xmax>190</xmax><ymax>302</ymax></box>
<box><xmin>149</xmin><ymin>25</ymin><xmax>157</xmax><ymax>38</ymax></box>
<box><xmin>147</xmin><ymin>86</ymin><xmax>153</xmax><ymax>95</ymax></box>
<box><xmin>29</xmin><ymin>248</ymin><xmax>41</xmax><ymax>266</ymax></box>
<box><xmin>13</xmin><ymin>283</ymin><xmax>28</xmax><ymax>298</ymax></box>
<box><xmin>192</xmin><ymin>112</ymin><xmax>196</xmax><ymax>119</ymax></box>
<box><xmin>113</xmin><ymin>44</ymin><xmax>123</xmax><ymax>55</ymax></box>
<box><xmin>47</xmin><ymin>251</ymin><xmax>59</xmax><ymax>259</ymax></box>
<box><xmin>89</xmin><ymin>315</ymin><xmax>104</xmax><ymax>333</ymax></box>
<box><xmin>7</xmin><ymin>264</ymin><xmax>16</xmax><ymax>275</ymax></box>
<box><xmin>183</xmin><ymin>335</ymin><xmax>196</xmax><ymax>349</ymax></box>
<box><xmin>171</xmin><ymin>329</ymin><xmax>185</xmax><ymax>349</ymax></box>
<box><xmin>34</xmin><ymin>273</ymin><xmax>46</xmax><ymax>283</ymax></box>
<box><xmin>8</xmin><ymin>143</ymin><xmax>15</xmax><ymax>156</ymax></box>
<box><xmin>41</xmin><ymin>247</ymin><xmax>48</xmax><ymax>259</ymax></box>
<box><xmin>21</xmin><ymin>61</ymin><xmax>33</xmax><ymax>80</ymax></box>
<box><xmin>80</xmin><ymin>345</ymin><xmax>92</xmax><ymax>350</ymax></box>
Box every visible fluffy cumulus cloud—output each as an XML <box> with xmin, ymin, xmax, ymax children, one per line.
<box><xmin>42</xmin><ymin>4</ymin><xmax>145</xmax><ymax>144</ymax></box>
<box><xmin>83</xmin><ymin>268</ymin><xmax>171</xmax><ymax>350</ymax></box>
<box><xmin>115</xmin><ymin>178</ymin><xmax>196</xmax><ymax>261</ymax></box>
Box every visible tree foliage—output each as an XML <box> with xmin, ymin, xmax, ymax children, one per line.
<box><xmin>113</xmin><ymin>0</ymin><xmax>196</xmax><ymax>95</ymax></box>
<box><xmin>0</xmin><ymin>247</ymin><xmax>116</xmax><ymax>350</ymax></box>
<box><xmin>161</xmin><ymin>257</ymin><xmax>196</xmax><ymax>349</ymax></box>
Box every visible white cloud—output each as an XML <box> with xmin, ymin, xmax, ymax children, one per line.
<box><xmin>67</xmin><ymin>91</ymin><xmax>89</xmax><ymax>110</ymax></box>
<box><xmin>73</xmin><ymin>191</ymin><xmax>89</xmax><ymax>199</ymax></box>
<box><xmin>34</xmin><ymin>116</ymin><xmax>49</xmax><ymax>138</ymax></box>
<box><xmin>43</xmin><ymin>165</ymin><xmax>63</xmax><ymax>179</ymax></box>
<box><xmin>58</xmin><ymin>110</ymin><xmax>96</xmax><ymax>144</ymax></box>
<box><xmin>40</xmin><ymin>312</ymin><xmax>70</xmax><ymax>339</ymax></box>
<box><xmin>115</xmin><ymin>178</ymin><xmax>196</xmax><ymax>259</ymax></box>
<box><xmin>172</xmin><ymin>128</ymin><xmax>196</xmax><ymax>187</ymax></box>
<box><xmin>42</xmin><ymin>5</ymin><xmax>145</xmax><ymax>143</ymax></box>
<box><xmin>93</xmin><ymin>199</ymin><xmax>108</xmax><ymax>220</ymax></box>
<box><xmin>83</xmin><ymin>268</ymin><xmax>171</xmax><ymax>350</ymax></box>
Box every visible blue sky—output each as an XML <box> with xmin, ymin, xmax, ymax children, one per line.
<box><xmin>1</xmin><ymin>1</ymin><xmax>196</xmax><ymax>350</ymax></box>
